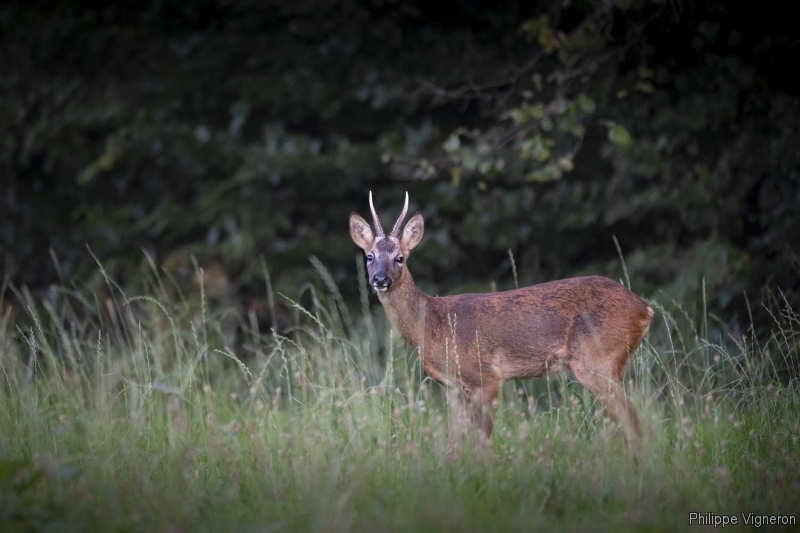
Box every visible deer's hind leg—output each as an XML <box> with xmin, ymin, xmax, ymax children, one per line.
<box><xmin>569</xmin><ymin>359</ymin><xmax>644</xmax><ymax>455</ymax></box>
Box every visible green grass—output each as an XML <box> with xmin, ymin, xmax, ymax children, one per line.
<box><xmin>1</xmin><ymin>263</ymin><xmax>799</xmax><ymax>532</ymax></box>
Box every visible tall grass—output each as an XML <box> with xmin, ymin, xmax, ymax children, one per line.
<box><xmin>1</xmin><ymin>259</ymin><xmax>799</xmax><ymax>532</ymax></box>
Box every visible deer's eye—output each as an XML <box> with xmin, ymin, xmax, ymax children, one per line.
<box><xmin>366</xmin><ymin>253</ymin><xmax>374</xmax><ymax>262</ymax></box>
<box><xmin>395</xmin><ymin>256</ymin><xmax>404</xmax><ymax>264</ymax></box>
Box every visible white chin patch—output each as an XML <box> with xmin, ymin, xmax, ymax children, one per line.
<box><xmin>373</xmin><ymin>286</ymin><xmax>388</xmax><ymax>292</ymax></box>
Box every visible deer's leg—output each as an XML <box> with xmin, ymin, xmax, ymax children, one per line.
<box><xmin>466</xmin><ymin>382</ymin><xmax>501</xmax><ymax>449</ymax></box>
<box><xmin>570</xmin><ymin>360</ymin><xmax>644</xmax><ymax>455</ymax></box>
<box><xmin>446</xmin><ymin>387</ymin><xmax>469</xmax><ymax>456</ymax></box>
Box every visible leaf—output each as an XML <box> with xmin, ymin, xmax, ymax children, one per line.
<box><xmin>461</xmin><ymin>151</ymin><xmax>478</xmax><ymax>171</ymax></box>
<box><xmin>557</xmin><ymin>157</ymin><xmax>574</xmax><ymax>172</ymax></box>
<box><xmin>442</xmin><ymin>135</ymin><xmax>461</xmax><ymax>153</ymax></box>
<box><xmin>608</xmin><ymin>124</ymin><xmax>632</xmax><ymax>146</ymax></box>
<box><xmin>565</xmin><ymin>121</ymin><xmax>585</xmax><ymax>137</ymax></box>
<box><xmin>509</xmin><ymin>108</ymin><xmax>528</xmax><ymax>124</ymax></box>
<box><xmin>527</xmin><ymin>164</ymin><xmax>562</xmax><ymax>182</ymax></box>
<box><xmin>536</xmin><ymin>147</ymin><xmax>551</xmax><ymax>163</ymax></box>
<box><xmin>519</xmin><ymin>138</ymin><xmax>535</xmax><ymax>160</ymax></box>
<box><xmin>450</xmin><ymin>166</ymin><xmax>462</xmax><ymax>187</ymax></box>
<box><xmin>578</xmin><ymin>94</ymin><xmax>596</xmax><ymax>114</ymax></box>
<box><xmin>638</xmin><ymin>65</ymin><xmax>655</xmax><ymax>79</ymax></box>
<box><xmin>78</xmin><ymin>135</ymin><xmax>127</xmax><ymax>184</ymax></box>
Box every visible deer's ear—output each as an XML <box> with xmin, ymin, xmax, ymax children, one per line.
<box><xmin>349</xmin><ymin>213</ymin><xmax>374</xmax><ymax>251</ymax></box>
<box><xmin>401</xmin><ymin>212</ymin><xmax>424</xmax><ymax>251</ymax></box>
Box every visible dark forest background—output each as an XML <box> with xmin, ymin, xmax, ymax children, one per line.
<box><xmin>2</xmin><ymin>0</ymin><xmax>799</xmax><ymax>342</ymax></box>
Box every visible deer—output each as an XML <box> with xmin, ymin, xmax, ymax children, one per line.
<box><xmin>349</xmin><ymin>192</ymin><xmax>654</xmax><ymax>455</ymax></box>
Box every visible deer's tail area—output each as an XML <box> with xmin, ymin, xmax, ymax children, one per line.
<box><xmin>630</xmin><ymin>302</ymin><xmax>654</xmax><ymax>357</ymax></box>
<box><xmin>615</xmin><ymin>298</ymin><xmax>654</xmax><ymax>379</ymax></box>
<box><xmin>641</xmin><ymin>304</ymin><xmax>655</xmax><ymax>340</ymax></box>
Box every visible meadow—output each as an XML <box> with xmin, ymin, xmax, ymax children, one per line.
<box><xmin>1</xmin><ymin>258</ymin><xmax>799</xmax><ymax>532</ymax></box>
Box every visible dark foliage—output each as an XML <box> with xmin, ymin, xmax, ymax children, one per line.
<box><xmin>1</xmin><ymin>0</ymin><xmax>798</xmax><ymax>342</ymax></box>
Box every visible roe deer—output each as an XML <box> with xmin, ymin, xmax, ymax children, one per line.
<box><xmin>349</xmin><ymin>192</ymin><xmax>654</xmax><ymax>454</ymax></box>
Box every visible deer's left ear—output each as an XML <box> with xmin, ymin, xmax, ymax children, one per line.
<box><xmin>401</xmin><ymin>212</ymin><xmax>424</xmax><ymax>251</ymax></box>
<box><xmin>350</xmin><ymin>213</ymin><xmax>375</xmax><ymax>252</ymax></box>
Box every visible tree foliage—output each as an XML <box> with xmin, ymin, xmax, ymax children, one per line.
<box><xmin>1</xmin><ymin>0</ymin><xmax>798</xmax><ymax>338</ymax></box>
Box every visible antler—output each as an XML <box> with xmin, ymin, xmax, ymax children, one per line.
<box><xmin>390</xmin><ymin>191</ymin><xmax>409</xmax><ymax>237</ymax></box>
<box><xmin>369</xmin><ymin>191</ymin><xmax>385</xmax><ymax>236</ymax></box>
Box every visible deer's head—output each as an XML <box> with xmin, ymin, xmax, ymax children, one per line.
<box><xmin>349</xmin><ymin>192</ymin><xmax>424</xmax><ymax>293</ymax></box>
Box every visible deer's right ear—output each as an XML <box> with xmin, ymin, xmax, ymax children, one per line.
<box><xmin>349</xmin><ymin>213</ymin><xmax>374</xmax><ymax>252</ymax></box>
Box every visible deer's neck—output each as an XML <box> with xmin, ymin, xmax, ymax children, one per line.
<box><xmin>377</xmin><ymin>273</ymin><xmax>428</xmax><ymax>349</ymax></box>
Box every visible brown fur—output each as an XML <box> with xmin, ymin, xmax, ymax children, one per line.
<box><xmin>350</xmin><ymin>196</ymin><xmax>654</xmax><ymax>455</ymax></box>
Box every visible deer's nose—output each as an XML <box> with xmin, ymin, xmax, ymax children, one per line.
<box><xmin>372</xmin><ymin>273</ymin><xmax>391</xmax><ymax>289</ymax></box>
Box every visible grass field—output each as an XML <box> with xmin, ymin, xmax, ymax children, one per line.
<box><xmin>1</xmin><ymin>262</ymin><xmax>799</xmax><ymax>532</ymax></box>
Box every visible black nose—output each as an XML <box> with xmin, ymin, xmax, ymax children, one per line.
<box><xmin>372</xmin><ymin>273</ymin><xmax>391</xmax><ymax>288</ymax></box>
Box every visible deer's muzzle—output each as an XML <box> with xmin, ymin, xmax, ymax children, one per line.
<box><xmin>371</xmin><ymin>272</ymin><xmax>392</xmax><ymax>291</ymax></box>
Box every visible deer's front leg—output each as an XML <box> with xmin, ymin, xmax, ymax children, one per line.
<box><xmin>446</xmin><ymin>387</ymin><xmax>469</xmax><ymax>456</ymax></box>
<box><xmin>465</xmin><ymin>382</ymin><xmax>501</xmax><ymax>450</ymax></box>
